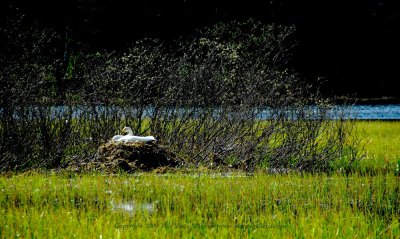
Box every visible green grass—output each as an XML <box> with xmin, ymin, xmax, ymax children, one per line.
<box><xmin>1</xmin><ymin>172</ymin><xmax>399</xmax><ymax>238</ymax></box>
<box><xmin>357</xmin><ymin>121</ymin><xmax>400</xmax><ymax>172</ymax></box>
<box><xmin>1</xmin><ymin>121</ymin><xmax>400</xmax><ymax>238</ymax></box>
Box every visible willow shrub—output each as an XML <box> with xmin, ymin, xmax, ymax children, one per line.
<box><xmin>0</xmin><ymin>18</ymin><xmax>363</xmax><ymax>172</ymax></box>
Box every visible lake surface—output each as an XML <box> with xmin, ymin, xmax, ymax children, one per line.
<box><xmin>3</xmin><ymin>104</ymin><xmax>400</xmax><ymax>120</ymax></box>
<box><xmin>345</xmin><ymin>105</ymin><xmax>400</xmax><ymax>120</ymax></box>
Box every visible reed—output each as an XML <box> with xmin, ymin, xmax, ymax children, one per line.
<box><xmin>1</xmin><ymin>170</ymin><xmax>399</xmax><ymax>238</ymax></box>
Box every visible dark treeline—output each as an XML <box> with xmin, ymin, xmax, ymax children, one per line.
<box><xmin>0</xmin><ymin>1</ymin><xmax>366</xmax><ymax>173</ymax></box>
<box><xmin>1</xmin><ymin>0</ymin><xmax>400</xmax><ymax>98</ymax></box>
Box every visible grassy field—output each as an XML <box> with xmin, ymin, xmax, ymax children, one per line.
<box><xmin>1</xmin><ymin>121</ymin><xmax>400</xmax><ymax>238</ymax></box>
<box><xmin>357</xmin><ymin>121</ymin><xmax>400</xmax><ymax>172</ymax></box>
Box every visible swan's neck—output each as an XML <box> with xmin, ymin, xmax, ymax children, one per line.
<box><xmin>124</xmin><ymin>127</ymin><xmax>134</xmax><ymax>136</ymax></box>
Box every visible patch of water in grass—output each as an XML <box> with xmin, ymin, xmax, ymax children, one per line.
<box><xmin>110</xmin><ymin>200</ymin><xmax>156</xmax><ymax>215</ymax></box>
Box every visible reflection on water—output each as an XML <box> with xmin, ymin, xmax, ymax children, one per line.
<box><xmin>110</xmin><ymin>200</ymin><xmax>155</xmax><ymax>215</ymax></box>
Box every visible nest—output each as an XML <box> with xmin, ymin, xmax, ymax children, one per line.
<box><xmin>68</xmin><ymin>141</ymin><xmax>181</xmax><ymax>173</ymax></box>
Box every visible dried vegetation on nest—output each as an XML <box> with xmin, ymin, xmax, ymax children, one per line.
<box><xmin>67</xmin><ymin>141</ymin><xmax>181</xmax><ymax>173</ymax></box>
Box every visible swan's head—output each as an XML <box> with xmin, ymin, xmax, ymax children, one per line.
<box><xmin>122</xmin><ymin>127</ymin><xmax>134</xmax><ymax>136</ymax></box>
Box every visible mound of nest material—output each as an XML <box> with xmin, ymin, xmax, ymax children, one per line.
<box><xmin>70</xmin><ymin>141</ymin><xmax>181</xmax><ymax>173</ymax></box>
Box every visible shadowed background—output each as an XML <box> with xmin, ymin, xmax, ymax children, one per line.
<box><xmin>1</xmin><ymin>0</ymin><xmax>400</xmax><ymax>99</ymax></box>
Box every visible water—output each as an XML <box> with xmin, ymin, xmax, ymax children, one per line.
<box><xmin>268</xmin><ymin>104</ymin><xmax>400</xmax><ymax>120</ymax></box>
<box><xmin>3</xmin><ymin>104</ymin><xmax>400</xmax><ymax>120</ymax></box>
<box><xmin>344</xmin><ymin>104</ymin><xmax>400</xmax><ymax>120</ymax></box>
<box><xmin>110</xmin><ymin>200</ymin><xmax>156</xmax><ymax>215</ymax></box>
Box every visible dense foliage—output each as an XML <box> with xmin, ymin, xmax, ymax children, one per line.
<box><xmin>0</xmin><ymin>15</ymin><xmax>363</xmax><ymax>172</ymax></box>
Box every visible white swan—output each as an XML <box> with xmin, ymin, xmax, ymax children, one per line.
<box><xmin>112</xmin><ymin>127</ymin><xmax>156</xmax><ymax>143</ymax></box>
<box><xmin>111</xmin><ymin>127</ymin><xmax>132</xmax><ymax>142</ymax></box>
<box><xmin>119</xmin><ymin>135</ymin><xmax>156</xmax><ymax>143</ymax></box>
<box><xmin>112</xmin><ymin>135</ymin><xmax>124</xmax><ymax>142</ymax></box>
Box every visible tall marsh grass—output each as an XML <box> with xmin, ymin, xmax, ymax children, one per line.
<box><xmin>0</xmin><ymin>172</ymin><xmax>399</xmax><ymax>238</ymax></box>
